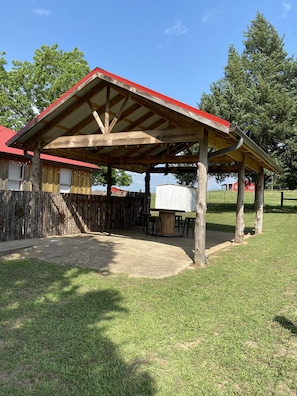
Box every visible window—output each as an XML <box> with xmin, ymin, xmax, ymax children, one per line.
<box><xmin>7</xmin><ymin>161</ymin><xmax>24</xmax><ymax>191</ymax></box>
<box><xmin>59</xmin><ymin>168</ymin><xmax>71</xmax><ymax>193</ymax></box>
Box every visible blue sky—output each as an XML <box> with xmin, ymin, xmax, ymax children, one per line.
<box><xmin>2</xmin><ymin>0</ymin><xmax>297</xmax><ymax>191</ymax></box>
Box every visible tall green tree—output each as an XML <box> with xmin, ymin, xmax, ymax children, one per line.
<box><xmin>199</xmin><ymin>12</ymin><xmax>297</xmax><ymax>188</ymax></box>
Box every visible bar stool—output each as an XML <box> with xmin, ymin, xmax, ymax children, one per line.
<box><xmin>183</xmin><ymin>217</ymin><xmax>195</xmax><ymax>237</ymax></box>
<box><xmin>147</xmin><ymin>216</ymin><xmax>162</xmax><ymax>237</ymax></box>
<box><xmin>175</xmin><ymin>215</ymin><xmax>183</xmax><ymax>231</ymax></box>
<box><xmin>138</xmin><ymin>213</ymin><xmax>150</xmax><ymax>232</ymax></box>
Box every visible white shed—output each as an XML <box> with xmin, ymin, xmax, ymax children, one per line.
<box><xmin>155</xmin><ymin>184</ymin><xmax>196</xmax><ymax>212</ymax></box>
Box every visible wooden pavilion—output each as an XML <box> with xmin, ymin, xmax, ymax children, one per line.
<box><xmin>7</xmin><ymin>67</ymin><xmax>282</xmax><ymax>266</ymax></box>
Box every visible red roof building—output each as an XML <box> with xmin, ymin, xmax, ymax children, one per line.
<box><xmin>0</xmin><ymin>125</ymin><xmax>98</xmax><ymax>193</ymax></box>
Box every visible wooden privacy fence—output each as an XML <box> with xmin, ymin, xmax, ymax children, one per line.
<box><xmin>0</xmin><ymin>191</ymin><xmax>146</xmax><ymax>242</ymax></box>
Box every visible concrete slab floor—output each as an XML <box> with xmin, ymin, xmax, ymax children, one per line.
<box><xmin>0</xmin><ymin>229</ymin><xmax>239</xmax><ymax>278</ymax></box>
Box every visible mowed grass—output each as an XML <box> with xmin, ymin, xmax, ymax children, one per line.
<box><xmin>1</xmin><ymin>191</ymin><xmax>297</xmax><ymax>395</ymax></box>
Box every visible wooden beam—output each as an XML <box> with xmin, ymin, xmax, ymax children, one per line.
<box><xmin>43</xmin><ymin>127</ymin><xmax>204</xmax><ymax>149</ymax></box>
<box><xmin>111</xmin><ymin>154</ymin><xmax>198</xmax><ymax>166</ymax></box>
<box><xmin>88</xmin><ymin>100</ymin><xmax>105</xmax><ymax>134</ymax></box>
<box><xmin>108</xmin><ymin>95</ymin><xmax>129</xmax><ymax>133</ymax></box>
<box><xmin>105</xmin><ymin>86</ymin><xmax>110</xmax><ymax>132</ymax></box>
<box><xmin>194</xmin><ymin>131</ymin><xmax>208</xmax><ymax>267</ymax></box>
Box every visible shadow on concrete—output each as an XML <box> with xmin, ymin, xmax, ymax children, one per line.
<box><xmin>0</xmin><ymin>227</ymin><xmax>238</xmax><ymax>278</ymax></box>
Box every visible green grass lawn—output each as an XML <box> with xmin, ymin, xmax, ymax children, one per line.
<box><xmin>1</xmin><ymin>191</ymin><xmax>297</xmax><ymax>395</ymax></box>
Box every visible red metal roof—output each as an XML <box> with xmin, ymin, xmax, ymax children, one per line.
<box><xmin>19</xmin><ymin>67</ymin><xmax>230</xmax><ymax>134</ymax></box>
<box><xmin>5</xmin><ymin>68</ymin><xmax>281</xmax><ymax>174</ymax></box>
<box><xmin>0</xmin><ymin>125</ymin><xmax>98</xmax><ymax>169</ymax></box>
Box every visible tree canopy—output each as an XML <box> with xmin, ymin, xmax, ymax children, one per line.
<box><xmin>0</xmin><ymin>44</ymin><xmax>133</xmax><ymax>188</ymax></box>
<box><xmin>0</xmin><ymin>45</ymin><xmax>90</xmax><ymax>130</ymax></box>
<box><xmin>92</xmin><ymin>167</ymin><xmax>133</xmax><ymax>187</ymax></box>
<box><xmin>199</xmin><ymin>12</ymin><xmax>297</xmax><ymax>189</ymax></box>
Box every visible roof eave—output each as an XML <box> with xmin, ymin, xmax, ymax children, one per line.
<box><xmin>231</xmin><ymin>125</ymin><xmax>283</xmax><ymax>173</ymax></box>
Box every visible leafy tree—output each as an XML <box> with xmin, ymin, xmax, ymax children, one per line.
<box><xmin>0</xmin><ymin>52</ymin><xmax>12</xmax><ymax>128</ymax></box>
<box><xmin>92</xmin><ymin>167</ymin><xmax>133</xmax><ymax>187</ymax></box>
<box><xmin>199</xmin><ymin>12</ymin><xmax>297</xmax><ymax>188</ymax></box>
<box><xmin>174</xmin><ymin>171</ymin><xmax>197</xmax><ymax>186</ymax></box>
<box><xmin>0</xmin><ymin>45</ymin><xmax>133</xmax><ymax>188</ymax></box>
<box><xmin>0</xmin><ymin>44</ymin><xmax>90</xmax><ymax>130</ymax></box>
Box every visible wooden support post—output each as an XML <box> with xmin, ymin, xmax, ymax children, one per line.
<box><xmin>30</xmin><ymin>149</ymin><xmax>41</xmax><ymax>237</ymax></box>
<box><xmin>255</xmin><ymin>167</ymin><xmax>264</xmax><ymax>234</ymax></box>
<box><xmin>31</xmin><ymin>148</ymin><xmax>41</xmax><ymax>193</ymax></box>
<box><xmin>144</xmin><ymin>171</ymin><xmax>151</xmax><ymax>214</ymax></box>
<box><xmin>194</xmin><ymin>130</ymin><xmax>208</xmax><ymax>267</ymax></box>
<box><xmin>106</xmin><ymin>165</ymin><xmax>112</xmax><ymax>233</ymax></box>
<box><xmin>235</xmin><ymin>161</ymin><xmax>245</xmax><ymax>243</ymax></box>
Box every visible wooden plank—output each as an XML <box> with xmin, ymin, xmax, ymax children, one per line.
<box><xmin>43</xmin><ymin>127</ymin><xmax>204</xmax><ymax>149</ymax></box>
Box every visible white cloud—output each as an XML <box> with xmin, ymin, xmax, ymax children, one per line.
<box><xmin>202</xmin><ymin>12</ymin><xmax>213</xmax><ymax>23</ymax></box>
<box><xmin>164</xmin><ymin>19</ymin><xmax>188</xmax><ymax>36</ymax></box>
<box><xmin>281</xmin><ymin>2</ymin><xmax>292</xmax><ymax>18</ymax></box>
<box><xmin>201</xmin><ymin>9</ymin><xmax>223</xmax><ymax>24</ymax></box>
<box><xmin>32</xmin><ymin>8</ymin><xmax>52</xmax><ymax>16</ymax></box>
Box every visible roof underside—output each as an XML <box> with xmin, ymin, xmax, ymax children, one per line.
<box><xmin>7</xmin><ymin>67</ymin><xmax>282</xmax><ymax>175</ymax></box>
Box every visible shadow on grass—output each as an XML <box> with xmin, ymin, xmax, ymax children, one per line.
<box><xmin>263</xmin><ymin>205</ymin><xmax>297</xmax><ymax>214</ymax></box>
<box><xmin>207</xmin><ymin>202</ymin><xmax>297</xmax><ymax>215</ymax></box>
<box><xmin>0</xmin><ymin>259</ymin><xmax>156</xmax><ymax>395</ymax></box>
<box><xmin>206</xmin><ymin>222</ymin><xmax>235</xmax><ymax>233</ymax></box>
<box><xmin>274</xmin><ymin>316</ymin><xmax>297</xmax><ymax>336</ymax></box>
<box><xmin>206</xmin><ymin>222</ymin><xmax>254</xmax><ymax>235</ymax></box>
<box><xmin>207</xmin><ymin>203</ymin><xmax>237</xmax><ymax>213</ymax></box>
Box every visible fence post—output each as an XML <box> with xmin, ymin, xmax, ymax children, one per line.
<box><xmin>281</xmin><ymin>191</ymin><xmax>284</xmax><ymax>208</ymax></box>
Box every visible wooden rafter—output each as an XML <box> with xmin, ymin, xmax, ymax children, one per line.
<box><xmin>88</xmin><ymin>100</ymin><xmax>105</xmax><ymax>134</ymax></box>
<box><xmin>108</xmin><ymin>95</ymin><xmax>130</xmax><ymax>133</ymax></box>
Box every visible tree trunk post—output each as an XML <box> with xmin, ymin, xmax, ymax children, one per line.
<box><xmin>194</xmin><ymin>130</ymin><xmax>208</xmax><ymax>267</ymax></box>
<box><xmin>30</xmin><ymin>149</ymin><xmax>41</xmax><ymax>237</ymax></box>
<box><xmin>235</xmin><ymin>161</ymin><xmax>245</xmax><ymax>243</ymax></box>
<box><xmin>255</xmin><ymin>167</ymin><xmax>264</xmax><ymax>234</ymax></box>
<box><xmin>106</xmin><ymin>165</ymin><xmax>112</xmax><ymax>233</ymax></box>
<box><xmin>31</xmin><ymin>148</ymin><xmax>41</xmax><ymax>193</ymax></box>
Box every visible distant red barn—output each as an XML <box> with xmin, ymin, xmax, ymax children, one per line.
<box><xmin>111</xmin><ymin>187</ymin><xmax>128</xmax><ymax>196</ymax></box>
<box><xmin>223</xmin><ymin>180</ymin><xmax>255</xmax><ymax>192</ymax></box>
